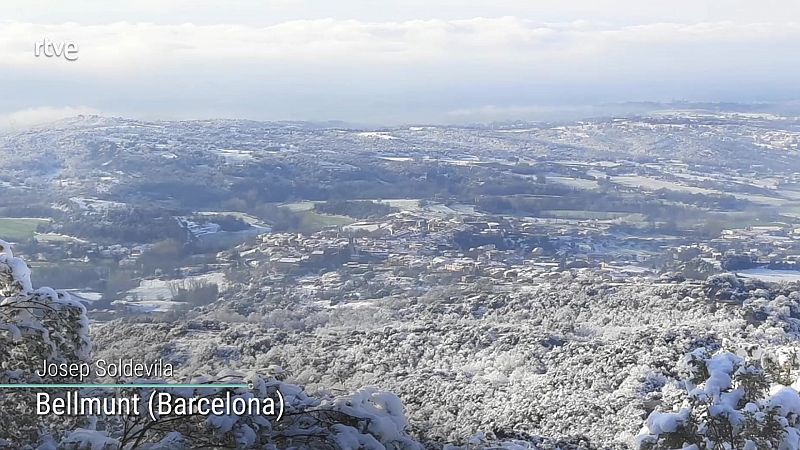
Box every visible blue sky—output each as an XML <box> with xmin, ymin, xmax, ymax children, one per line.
<box><xmin>1</xmin><ymin>1</ymin><xmax>799</xmax><ymax>126</ymax></box>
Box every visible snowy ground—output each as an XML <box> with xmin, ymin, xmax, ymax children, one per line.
<box><xmin>356</xmin><ymin>131</ymin><xmax>399</xmax><ymax>140</ymax></box>
<box><xmin>214</xmin><ymin>148</ymin><xmax>256</xmax><ymax>162</ymax></box>
<box><xmin>737</xmin><ymin>268</ymin><xmax>800</xmax><ymax>283</ymax></box>
<box><xmin>117</xmin><ymin>272</ymin><xmax>229</xmax><ymax>312</ymax></box>
<box><xmin>69</xmin><ymin>197</ymin><xmax>127</xmax><ymax>211</ymax></box>
<box><xmin>92</xmin><ymin>272</ymin><xmax>795</xmax><ymax>448</ymax></box>
<box><xmin>68</xmin><ymin>290</ymin><xmax>102</xmax><ymax>302</ymax></box>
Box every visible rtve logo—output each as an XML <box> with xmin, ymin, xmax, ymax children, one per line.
<box><xmin>34</xmin><ymin>38</ymin><xmax>79</xmax><ymax>61</ymax></box>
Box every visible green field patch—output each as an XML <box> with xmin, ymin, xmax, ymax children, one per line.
<box><xmin>283</xmin><ymin>199</ymin><xmax>421</xmax><ymax>213</ymax></box>
<box><xmin>376</xmin><ymin>199</ymin><xmax>421</xmax><ymax>211</ymax></box>
<box><xmin>677</xmin><ymin>211</ymin><xmax>786</xmax><ymax>232</ymax></box>
<box><xmin>0</xmin><ymin>218</ymin><xmax>50</xmax><ymax>241</ymax></box>
<box><xmin>611</xmin><ymin>175</ymin><xmax>720</xmax><ymax>195</ymax></box>
<box><xmin>546</xmin><ymin>176</ymin><xmax>600</xmax><ymax>190</ymax></box>
<box><xmin>295</xmin><ymin>210</ymin><xmax>354</xmax><ymax>233</ymax></box>
<box><xmin>540</xmin><ymin>210</ymin><xmax>646</xmax><ymax>221</ymax></box>
<box><xmin>34</xmin><ymin>232</ymin><xmax>88</xmax><ymax>243</ymax></box>
<box><xmin>281</xmin><ymin>201</ymin><xmax>317</xmax><ymax>212</ymax></box>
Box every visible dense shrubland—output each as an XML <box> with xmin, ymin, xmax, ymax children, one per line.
<box><xmin>87</xmin><ymin>266</ymin><xmax>800</xmax><ymax>449</ymax></box>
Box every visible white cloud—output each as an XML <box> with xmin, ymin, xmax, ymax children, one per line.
<box><xmin>0</xmin><ymin>106</ymin><xmax>101</xmax><ymax>130</ymax></box>
<box><xmin>3</xmin><ymin>1</ymin><xmax>800</xmax><ymax>26</ymax></box>
<box><xmin>1</xmin><ymin>18</ymin><xmax>798</xmax><ymax>74</ymax></box>
<box><xmin>1</xmin><ymin>16</ymin><xmax>799</xmax><ymax>123</ymax></box>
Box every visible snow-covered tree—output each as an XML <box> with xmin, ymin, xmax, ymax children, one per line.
<box><xmin>636</xmin><ymin>347</ymin><xmax>799</xmax><ymax>450</ymax></box>
<box><xmin>95</xmin><ymin>376</ymin><xmax>423</xmax><ymax>449</ymax></box>
<box><xmin>0</xmin><ymin>239</ymin><xmax>91</xmax><ymax>445</ymax></box>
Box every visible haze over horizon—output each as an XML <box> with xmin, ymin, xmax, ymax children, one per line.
<box><xmin>2</xmin><ymin>0</ymin><xmax>800</xmax><ymax>127</ymax></box>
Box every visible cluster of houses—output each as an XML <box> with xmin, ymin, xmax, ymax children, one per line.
<box><xmin>220</xmin><ymin>207</ymin><xmax>725</xmax><ymax>304</ymax></box>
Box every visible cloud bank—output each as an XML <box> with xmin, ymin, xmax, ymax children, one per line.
<box><xmin>3</xmin><ymin>19</ymin><xmax>798</xmax><ymax>69</ymax></box>
<box><xmin>1</xmin><ymin>17</ymin><xmax>799</xmax><ymax>123</ymax></box>
<box><xmin>0</xmin><ymin>106</ymin><xmax>100</xmax><ymax>130</ymax></box>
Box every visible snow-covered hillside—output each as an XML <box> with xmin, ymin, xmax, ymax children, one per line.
<box><xmin>91</xmin><ymin>269</ymin><xmax>800</xmax><ymax>448</ymax></box>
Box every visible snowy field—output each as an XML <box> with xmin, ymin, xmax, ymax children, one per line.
<box><xmin>125</xmin><ymin>272</ymin><xmax>229</xmax><ymax>304</ymax></box>
<box><xmin>737</xmin><ymin>268</ymin><xmax>800</xmax><ymax>283</ymax></box>
<box><xmin>214</xmin><ymin>148</ymin><xmax>255</xmax><ymax>162</ymax></box>
<box><xmin>356</xmin><ymin>131</ymin><xmax>399</xmax><ymax>140</ymax></box>
<box><xmin>197</xmin><ymin>211</ymin><xmax>272</xmax><ymax>228</ymax></box>
<box><xmin>378</xmin><ymin>156</ymin><xmax>415</xmax><ymax>162</ymax></box>
<box><xmin>68</xmin><ymin>290</ymin><xmax>103</xmax><ymax>303</ymax></box>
